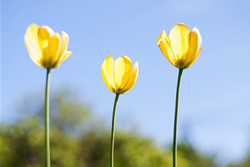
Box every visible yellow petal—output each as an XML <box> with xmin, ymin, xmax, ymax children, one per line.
<box><xmin>114</xmin><ymin>56</ymin><xmax>132</xmax><ymax>91</ymax></box>
<box><xmin>157</xmin><ymin>30</ymin><xmax>166</xmax><ymax>44</ymax></box>
<box><xmin>40</xmin><ymin>26</ymin><xmax>54</xmax><ymax>37</ymax></box>
<box><xmin>42</xmin><ymin>33</ymin><xmax>61</xmax><ymax>68</ymax></box>
<box><xmin>37</xmin><ymin>26</ymin><xmax>54</xmax><ymax>50</ymax></box>
<box><xmin>101</xmin><ymin>56</ymin><xmax>116</xmax><ymax>93</ymax></box>
<box><xmin>37</xmin><ymin>26</ymin><xmax>53</xmax><ymax>67</ymax></box>
<box><xmin>101</xmin><ymin>68</ymin><xmax>116</xmax><ymax>93</ymax></box>
<box><xmin>184</xmin><ymin>30</ymin><xmax>199</xmax><ymax>67</ymax></box>
<box><xmin>24</xmin><ymin>24</ymin><xmax>42</xmax><ymax>66</ymax></box>
<box><xmin>57</xmin><ymin>31</ymin><xmax>69</xmax><ymax>62</ymax></box>
<box><xmin>193</xmin><ymin>27</ymin><xmax>202</xmax><ymax>61</ymax></box>
<box><xmin>158</xmin><ymin>33</ymin><xmax>179</xmax><ymax>68</ymax></box>
<box><xmin>25</xmin><ymin>24</ymin><xmax>72</xmax><ymax>69</ymax></box>
<box><xmin>120</xmin><ymin>61</ymin><xmax>138</xmax><ymax>94</ymax></box>
<box><xmin>53</xmin><ymin>51</ymin><xmax>72</xmax><ymax>68</ymax></box>
<box><xmin>169</xmin><ymin>24</ymin><xmax>190</xmax><ymax>60</ymax></box>
<box><xmin>184</xmin><ymin>27</ymin><xmax>202</xmax><ymax>68</ymax></box>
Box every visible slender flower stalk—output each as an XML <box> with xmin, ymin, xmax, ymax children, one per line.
<box><xmin>173</xmin><ymin>68</ymin><xmax>183</xmax><ymax>167</ymax></box>
<box><xmin>45</xmin><ymin>68</ymin><xmax>51</xmax><ymax>167</ymax></box>
<box><xmin>157</xmin><ymin>23</ymin><xmax>202</xmax><ymax>167</ymax></box>
<box><xmin>110</xmin><ymin>93</ymin><xmax>120</xmax><ymax>167</ymax></box>
<box><xmin>101</xmin><ymin>55</ymin><xmax>138</xmax><ymax>167</ymax></box>
<box><xmin>24</xmin><ymin>24</ymin><xmax>72</xmax><ymax>167</ymax></box>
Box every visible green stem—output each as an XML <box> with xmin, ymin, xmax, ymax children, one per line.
<box><xmin>173</xmin><ymin>68</ymin><xmax>183</xmax><ymax>167</ymax></box>
<box><xmin>110</xmin><ymin>93</ymin><xmax>120</xmax><ymax>167</ymax></box>
<box><xmin>45</xmin><ymin>68</ymin><xmax>51</xmax><ymax>167</ymax></box>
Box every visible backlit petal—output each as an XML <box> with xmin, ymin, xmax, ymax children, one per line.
<box><xmin>184</xmin><ymin>27</ymin><xmax>202</xmax><ymax>68</ymax></box>
<box><xmin>42</xmin><ymin>33</ymin><xmax>61</xmax><ymax>68</ymax></box>
<box><xmin>54</xmin><ymin>51</ymin><xmax>72</xmax><ymax>68</ymax></box>
<box><xmin>193</xmin><ymin>27</ymin><xmax>202</xmax><ymax>61</ymax></box>
<box><xmin>193</xmin><ymin>28</ymin><xmax>202</xmax><ymax>55</ymax></box>
<box><xmin>157</xmin><ymin>31</ymin><xmax>171</xmax><ymax>62</ymax></box>
<box><xmin>120</xmin><ymin>61</ymin><xmax>138</xmax><ymax>94</ymax></box>
<box><xmin>25</xmin><ymin>24</ymin><xmax>72</xmax><ymax>69</ymax></box>
<box><xmin>169</xmin><ymin>24</ymin><xmax>190</xmax><ymax>60</ymax></box>
<box><xmin>24</xmin><ymin>24</ymin><xmax>42</xmax><ymax>65</ymax></box>
<box><xmin>25</xmin><ymin>47</ymin><xmax>43</xmax><ymax>67</ymax></box>
<box><xmin>158</xmin><ymin>33</ymin><xmax>179</xmax><ymax>68</ymax></box>
<box><xmin>59</xmin><ymin>51</ymin><xmax>72</xmax><ymax>64</ymax></box>
<box><xmin>114</xmin><ymin>56</ymin><xmax>132</xmax><ymax>90</ymax></box>
<box><xmin>37</xmin><ymin>26</ymin><xmax>53</xmax><ymax>66</ymax></box>
<box><xmin>57</xmin><ymin>31</ymin><xmax>69</xmax><ymax>62</ymax></box>
<box><xmin>101</xmin><ymin>56</ymin><xmax>116</xmax><ymax>92</ymax></box>
<box><xmin>184</xmin><ymin>30</ymin><xmax>199</xmax><ymax>68</ymax></box>
<box><xmin>102</xmin><ymin>67</ymin><xmax>115</xmax><ymax>93</ymax></box>
<box><xmin>158</xmin><ymin>24</ymin><xmax>202</xmax><ymax>69</ymax></box>
<box><xmin>157</xmin><ymin>30</ymin><xmax>166</xmax><ymax>44</ymax></box>
<box><xmin>37</xmin><ymin>26</ymin><xmax>54</xmax><ymax>51</ymax></box>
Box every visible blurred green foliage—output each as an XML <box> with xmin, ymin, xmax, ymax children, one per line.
<box><xmin>1</xmin><ymin>88</ymin><xmax>250</xmax><ymax>167</ymax></box>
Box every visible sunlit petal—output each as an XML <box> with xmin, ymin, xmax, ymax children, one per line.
<box><xmin>42</xmin><ymin>33</ymin><xmax>60</xmax><ymax>67</ymax></box>
<box><xmin>55</xmin><ymin>51</ymin><xmax>73</xmax><ymax>68</ymax></box>
<box><xmin>102</xmin><ymin>56</ymin><xmax>116</xmax><ymax>92</ymax></box>
<box><xmin>158</xmin><ymin>38</ymin><xmax>176</xmax><ymax>67</ymax></box>
<box><xmin>114</xmin><ymin>56</ymin><xmax>132</xmax><ymax>90</ymax></box>
<box><xmin>184</xmin><ymin>30</ymin><xmax>199</xmax><ymax>68</ymax></box>
<box><xmin>120</xmin><ymin>61</ymin><xmax>138</xmax><ymax>94</ymax></box>
<box><xmin>102</xmin><ymin>62</ymin><xmax>116</xmax><ymax>93</ymax></box>
<box><xmin>193</xmin><ymin>27</ymin><xmax>202</xmax><ymax>62</ymax></box>
<box><xmin>158</xmin><ymin>23</ymin><xmax>202</xmax><ymax>69</ymax></box>
<box><xmin>25</xmin><ymin>24</ymin><xmax>72</xmax><ymax>69</ymax></box>
<box><xmin>24</xmin><ymin>24</ymin><xmax>42</xmax><ymax>63</ymax></box>
<box><xmin>157</xmin><ymin>30</ymin><xmax>166</xmax><ymax>44</ymax></box>
<box><xmin>169</xmin><ymin>24</ymin><xmax>190</xmax><ymax>60</ymax></box>
<box><xmin>57</xmin><ymin>31</ymin><xmax>69</xmax><ymax>62</ymax></box>
<box><xmin>101</xmin><ymin>56</ymin><xmax>138</xmax><ymax>94</ymax></box>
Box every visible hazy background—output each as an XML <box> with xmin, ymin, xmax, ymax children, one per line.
<box><xmin>1</xmin><ymin>0</ymin><xmax>250</xmax><ymax>165</ymax></box>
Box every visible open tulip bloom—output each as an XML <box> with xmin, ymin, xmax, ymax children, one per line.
<box><xmin>157</xmin><ymin>23</ymin><xmax>202</xmax><ymax>69</ymax></box>
<box><xmin>157</xmin><ymin>23</ymin><xmax>202</xmax><ymax>167</ymax></box>
<box><xmin>24</xmin><ymin>24</ymin><xmax>72</xmax><ymax>167</ymax></box>
<box><xmin>101</xmin><ymin>56</ymin><xmax>138</xmax><ymax>167</ymax></box>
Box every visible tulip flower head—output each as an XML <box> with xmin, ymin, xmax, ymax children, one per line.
<box><xmin>25</xmin><ymin>24</ymin><xmax>72</xmax><ymax>69</ymax></box>
<box><xmin>101</xmin><ymin>56</ymin><xmax>138</xmax><ymax>94</ymax></box>
<box><xmin>157</xmin><ymin>23</ymin><xmax>202</xmax><ymax>69</ymax></box>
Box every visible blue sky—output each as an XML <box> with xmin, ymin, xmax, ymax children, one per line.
<box><xmin>1</xmin><ymin>0</ymin><xmax>250</xmax><ymax>164</ymax></box>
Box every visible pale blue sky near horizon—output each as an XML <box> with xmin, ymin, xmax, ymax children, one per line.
<box><xmin>1</xmin><ymin>0</ymin><xmax>250</xmax><ymax>165</ymax></box>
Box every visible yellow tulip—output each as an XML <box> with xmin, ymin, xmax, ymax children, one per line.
<box><xmin>157</xmin><ymin>23</ymin><xmax>202</xmax><ymax>69</ymax></box>
<box><xmin>101</xmin><ymin>56</ymin><xmax>138</xmax><ymax>94</ymax></box>
<box><xmin>24</xmin><ymin>24</ymin><xmax>72</xmax><ymax>69</ymax></box>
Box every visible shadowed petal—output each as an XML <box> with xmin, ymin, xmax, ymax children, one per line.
<box><xmin>120</xmin><ymin>61</ymin><xmax>138</xmax><ymax>94</ymax></box>
<box><xmin>184</xmin><ymin>29</ymin><xmax>199</xmax><ymax>68</ymax></box>
<box><xmin>42</xmin><ymin>33</ymin><xmax>61</xmax><ymax>68</ymax></box>
<box><xmin>184</xmin><ymin>27</ymin><xmax>202</xmax><ymax>68</ymax></box>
